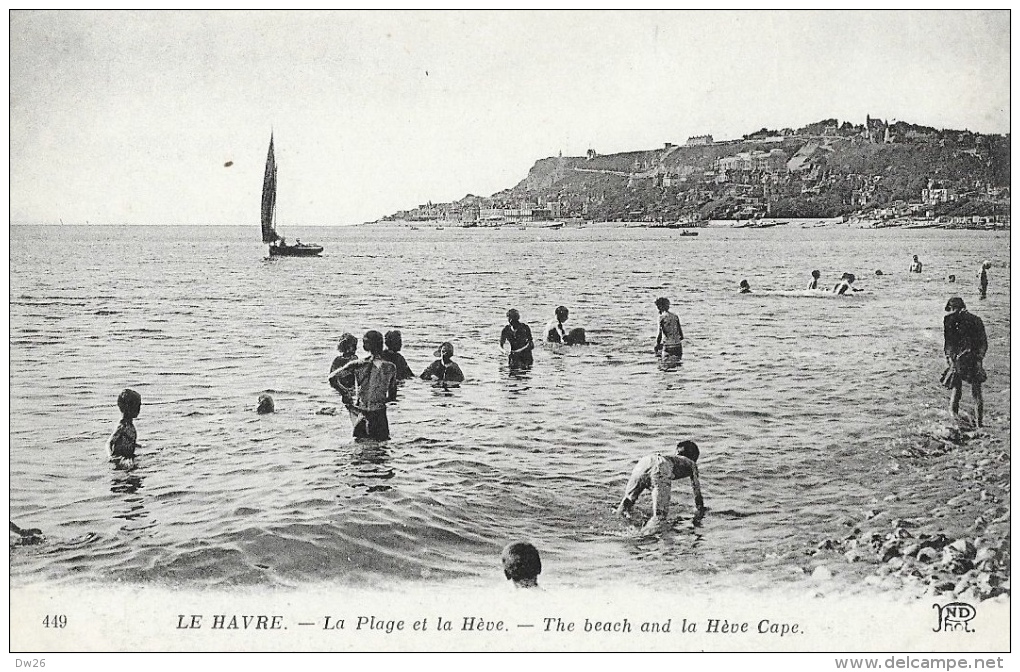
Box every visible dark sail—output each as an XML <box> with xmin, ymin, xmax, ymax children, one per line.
<box><xmin>261</xmin><ymin>135</ymin><xmax>280</xmax><ymax>244</ymax></box>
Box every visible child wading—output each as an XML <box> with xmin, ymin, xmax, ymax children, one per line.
<box><xmin>108</xmin><ymin>388</ymin><xmax>142</xmax><ymax>462</ymax></box>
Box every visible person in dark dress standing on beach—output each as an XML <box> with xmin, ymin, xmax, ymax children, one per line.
<box><xmin>943</xmin><ymin>297</ymin><xmax>988</xmax><ymax>427</ymax></box>
<box><xmin>500</xmin><ymin>309</ymin><xmax>534</xmax><ymax>368</ymax></box>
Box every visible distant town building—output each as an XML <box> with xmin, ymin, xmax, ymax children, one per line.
<box><xmin>922</xmin><ymin>187</ymin><xmax>951</xmax><ymax>205</ymax></box>
<box><xmin>718</xmin><ymin>149</ymin><xmax>787</xmax><ymax>174</ymax></box>
<box><xmin>686</xmin><ymin>134</ymin><xmax>713</xmax><ymax>146</ymax></box>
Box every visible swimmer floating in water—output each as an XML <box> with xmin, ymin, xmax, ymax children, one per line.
<box><xmin>807</xmin><ymin>270</ymin><xmax>821</xmax><ymax>290</ymax></box>
<box><xmin>9</xmin><ymin>521</ymin><xmax>43</xmax><ymax>547</ymax></box>
<box><xmin>833</xmin><ymin>273</ymin><xmax>862</xmax><ymax>295</ymax></box>
<box><xmin>616</xmin><ymin>440</ymin><xmax>705</xmax><ymax>532</ymax></box>
<box><xmin>739</xmin><ymin>280</ymin><xmax>751</xmax><ymax>293</ymax></box>
<box><xmin>909</xmin><ymin>255</ymin><xmax>923</xmax><ymax>273</ymax></box>
<box><xmin>108</xmin><ymin>388</ymin><xmax>141</xmax><ymax>462</ymax></box>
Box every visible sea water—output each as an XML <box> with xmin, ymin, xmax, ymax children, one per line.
<box><xmin>8</xmin><ymin>224</ymin><xmax>1011</xmax><ymax>592</ymax></box>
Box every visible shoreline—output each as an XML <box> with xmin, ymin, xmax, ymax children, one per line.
<box><xmin>368</xmin><ymin>217</ymin><xmax>1009</xmax><ymax>231</ymax></box>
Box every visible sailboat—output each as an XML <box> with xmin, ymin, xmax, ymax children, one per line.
<box><xmin>261</xmin><ymin>134</ymin><xmax>323</xmax><ymax>257</ymax></box>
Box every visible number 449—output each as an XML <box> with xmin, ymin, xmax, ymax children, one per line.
<box><xmin>43</xmin><ymin>615</ymin><xmax>67</xmax><ymax>628</ymax></box>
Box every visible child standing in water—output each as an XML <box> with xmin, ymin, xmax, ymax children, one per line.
<box><xmin>108</xmin><ymin>388</ymin><xmax>141</xmax><ymax>461</ymax></box>
<box><xmin>654</xmin><ymin>297</ymin><xmax>684</xmax><ymax>360</ymax></box>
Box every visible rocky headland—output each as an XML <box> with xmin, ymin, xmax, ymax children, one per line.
<box><xmin>382</xmin><ymin>116</ymin><xmax>1010</xmax><ymax>228</ymax></box>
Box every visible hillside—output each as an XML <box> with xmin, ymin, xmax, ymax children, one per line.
<box><xmin>383</xmin><ymin>118</ymin><xmax>1010</xmax><ymax>224</ymax></box>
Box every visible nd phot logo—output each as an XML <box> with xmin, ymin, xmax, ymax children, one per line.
<box><xmin>932</xmin><ymin>602</ymin><xmax>976</xmax><ymax>633</ymax></box>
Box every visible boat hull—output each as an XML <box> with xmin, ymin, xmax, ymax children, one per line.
<box><xmin>270</xmin><ymin>243</ymin><xmax>323</xmax><ymax>257</ymax></box>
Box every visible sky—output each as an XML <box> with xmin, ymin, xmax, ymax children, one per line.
<box><xmin>9</xmin><ymin>10</ymin><xmax>1011</xmax><ymax>226</ymax></box>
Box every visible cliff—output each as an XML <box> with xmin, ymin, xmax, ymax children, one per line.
<box><xmin>384</xmin><ymin>118</ymin><xmax>1010</xmax><ymax>223</ymax></box>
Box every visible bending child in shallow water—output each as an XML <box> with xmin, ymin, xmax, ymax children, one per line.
<box><xmin>616</xmin><ymin>440</ymin><xmax>705</xmax><ymax>533</ymax></box>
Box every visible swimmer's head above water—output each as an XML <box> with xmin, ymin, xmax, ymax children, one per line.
<box><xmin>506</xmin><ymin>308</ymin><xmax>521</xmax><ymax>324</ymax></box>
<box><xmin>337</xmin><ymin>332</ymin><xmax>358</xmax><ymax>355</ymax></box>
<box><xmin>362</xmin><ymin>330</ymin><xmax>384</xmax><ymax>355</ymax></box>
<box><xmin>384</xmin><ymin>330</ymin><xmax>403</xmax><ymax>352</ymax></box>
<box><xmin>118</xmin><ymin>388</ymin><xmax>141</xmax><ymax>420</ymax></box>
<box><xmin>655</xmin><ymin>297</ymin><xmax>670</xmax><ymax>312</ymax></box>
<box><xmin>256</xmin><ymin>393</ymin><xmax>275</xmax><ymax>414</ymax></box>
<box><xmin>502</xmin><ymin>541</ymin><xmax>541</xmax><ymax>588</ymax></box>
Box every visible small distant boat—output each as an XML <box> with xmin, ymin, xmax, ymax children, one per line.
<box><xmin>678</xmin><ymin>229</ymin><xmax>699</xmax><ymax>237</ymax></box>
<box><xmin>261</xmin><ymin>134</ymin><xmax>323</xmax><ymax>257</ymax></box>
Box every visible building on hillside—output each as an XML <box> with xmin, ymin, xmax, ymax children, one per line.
<box><xmin>686</xmin><ymin>134</ymin><xmax>713</xmax><ymax>146</ymax></box>
<box><xmin>921</xmin><ymin>187</ymin><xmax>951</xmax><ymax>205</ymax></box>
<box><xmin>718</xmin><ymin>149</ymin><xmax>787</xmax><ymax>175</ymax></box>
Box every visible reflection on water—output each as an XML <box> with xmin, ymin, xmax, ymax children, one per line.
<box><xmin>349</xmin><ymin>440</ymin><xmax>394</xmax><ymax>494</ymax></box>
